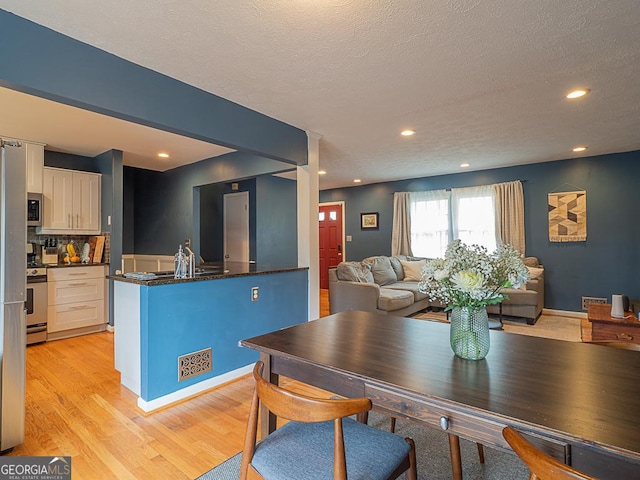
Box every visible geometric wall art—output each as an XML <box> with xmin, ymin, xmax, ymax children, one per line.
<box><xmin>548</xmin><ymin>191</ymin><xmax>587</xmax><ymax>242</ymax></box>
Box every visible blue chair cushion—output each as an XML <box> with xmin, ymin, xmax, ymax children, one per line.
<box><xmin>251</xmin><ymin>417</ymin><xmax>410</xmax><ymax>479</ymax></box>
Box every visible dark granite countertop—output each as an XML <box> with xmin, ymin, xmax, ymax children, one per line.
<box><xmin>107</xmin><ymin>261</ymin><xmax>307</xmax><ymax>286</ymax></box>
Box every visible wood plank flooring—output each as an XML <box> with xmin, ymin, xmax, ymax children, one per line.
<box><xmin>8</xmin><ymin>290</ymin><xmax>333</xmax><ymax>479</ymax></box>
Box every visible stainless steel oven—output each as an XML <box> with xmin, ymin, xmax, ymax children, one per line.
<box><xmin>26</xmin><ymin>266</ymin><xmax>47</xmax><ymax>344</ymax></box>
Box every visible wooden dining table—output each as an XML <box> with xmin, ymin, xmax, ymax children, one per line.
<box><xmin>240</xmin><ymin>310</ymin><xmax>640</xmax><ymax>480</ymax></box>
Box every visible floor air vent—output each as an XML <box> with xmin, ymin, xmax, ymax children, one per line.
<box><xmin>178</xmin><ymin>347</ymin><xmax>212</xmax><ymax>381</ymax></box>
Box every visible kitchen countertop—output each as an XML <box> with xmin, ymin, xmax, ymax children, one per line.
<box><xmin>107</xmin><ymin>261</ymin><xmax>307</xmax><ymax>286</ymax></box>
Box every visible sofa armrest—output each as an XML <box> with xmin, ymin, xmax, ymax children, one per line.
<box><xmin>329</xmin><ymin>280</ymin><xmax>381</xmax><ymax>314</ymax></box>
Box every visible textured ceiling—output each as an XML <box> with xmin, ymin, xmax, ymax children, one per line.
<box><xmin>1</xmin><ymin>1</ymin><xmax>640</xmax><ymax>189</ymax></box>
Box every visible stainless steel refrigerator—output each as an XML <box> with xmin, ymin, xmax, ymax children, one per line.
<box><xmin>0</xmin><ymin>140</ymin><xmax>26</xmax><ymax>453</ymax></box>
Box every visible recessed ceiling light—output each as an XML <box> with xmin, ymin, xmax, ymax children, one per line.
<box><xmin>400</xmin><ymin>129</ymin><xmax>416</xmax><ymax>137</ymax></box>
<box><xmin>353</xmin><ymin>178</ymin><xmax>362</xmax><ymax>183</ymax></box>
<box><xmin>566</xmin><ymin>89</ymin><xmax>590</xmax><ymax>99</ymax></box>
<box><xmin>318</xmin><ymin>170</ymin><xmax>327</xmax><ymax>175</ymax></box>
<box><xmin>460</xmin><ymin>163</ymin><xmax>470</xmax><ymax>168</ymax></box>
<box><xmin>572</xmin><ymin>146</ymin><xmax>588</xmax><ymax>152</ymax></box>
<box><xmin>158</xmin><ymin>152</ymin><xmax>170</xmax><ymax>158</ymax></box>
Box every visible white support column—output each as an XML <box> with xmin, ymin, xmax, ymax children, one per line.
<box><xmin>298</xmin><ymin>131</ymin><xmax>321</xmax><ymax>320</ymax></box>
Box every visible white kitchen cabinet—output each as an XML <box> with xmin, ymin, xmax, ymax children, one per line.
<box><xmin>25</xmin><ymin>142</ymin><xmax>45</xmax><ymax>193</ymax></box>
<box><xmin>47</xmin><ymin>265</ymin><xmax>108</xmax><ymax>340</ymax></box>
<box><xmin>39</xmin><ymin>167</ymin><xmax>101</xmax><ymax>234</ymax></box>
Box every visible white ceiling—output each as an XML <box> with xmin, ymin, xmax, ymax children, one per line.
<box><xmin>1</xmin><ymin>1</ymin><xmax>640</xmax><ymax>189</ymax></box>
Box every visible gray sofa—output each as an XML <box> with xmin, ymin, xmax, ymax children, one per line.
<box><xmin>487</xmin><ymin>257</ymin><xmax>545</xmax><ymax>325</ymax></box>
<box><xmin>329</xmin><ymin>254</ymin><xmax>545</xmax><ymax>324</ymax></box>
<box><xmin>328</xmin><ymin>255</ymin><xmax>437</xmax><ymax>316</ymax></box>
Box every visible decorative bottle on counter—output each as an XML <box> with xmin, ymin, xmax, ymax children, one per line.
<box><xmin>174</xmin><ymin>245</ymin><xmax>187</xmax><ymax>279</ymax></box>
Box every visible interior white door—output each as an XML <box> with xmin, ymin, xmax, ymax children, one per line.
<box><xmin>223</xmin><ymin>191</ymin><xmax>249</xmax><ymax>262</ymax></box>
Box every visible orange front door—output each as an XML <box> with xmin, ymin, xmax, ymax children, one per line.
<box><xmin>319</xmin><ymin>204</ymin><xmax>343</xmax><ymax>289</ymax></box>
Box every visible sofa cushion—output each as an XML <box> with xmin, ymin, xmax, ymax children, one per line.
<box><xmin>363</xmin><ymin>256</ymin><xmax>398</xmax><ymax>286</ymax></box>
<box><xmin>385</xmin><ymin>281</ymin><xmax>429</xmax><ymax>301</ymax></box>
<box><xmin>378</xmin><ymin>288</ymin><xmax>414</xmax><ymax>311</ymax></box>
<box><xmin>389</xmin><ymin>256</ymin><xmax>408</xmax><ymax>281</ymax></box>
<box><xmin>336</xmin><ymin>262</ymin><xmax>374</xmax><ymax>283</ymax></box>
<box><xmin>400</xmin><ymin>259</ymin><xmax>426</xmax><ymax>281</ymax></box>
<box><xmin>527</xmin><ymin>266</ymin><xmax>544</xmax><ymax>280</ymax></box>
<box><xmin>500</xmin><ymin>288</ymin><xmax>538</xmax><ymax>306</ymax></box>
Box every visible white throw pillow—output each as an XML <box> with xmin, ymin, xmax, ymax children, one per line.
<box><xmin>400</xmin><ymin>259</ymin><xmax>426</xmax><ymax>282</ymax></box>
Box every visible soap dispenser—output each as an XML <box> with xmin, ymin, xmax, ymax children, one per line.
<box><xmin>174</xmin><ymin>245</ymin><xmax>187</xmax><ymax>279</ymax></box>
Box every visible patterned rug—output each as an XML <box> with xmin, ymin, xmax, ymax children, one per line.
<box><xmin>412</xmin><ymin>310</ymin><xmax>583</xmax><ymax>342</ymax></box>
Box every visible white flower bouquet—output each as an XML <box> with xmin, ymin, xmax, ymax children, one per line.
<box><xmin>418</xmin><ymin>240</ymin><xmax>529</xmax><ymax>310</ymax></box>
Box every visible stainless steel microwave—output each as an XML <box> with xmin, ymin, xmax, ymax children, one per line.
<box><xmin>27</xmin><ymin>193</ymin><xmax>42</xmax><ymax>227</ymax></box>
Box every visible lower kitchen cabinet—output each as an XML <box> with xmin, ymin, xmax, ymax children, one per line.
<box><xmin>47</xmin><ymin>265</ymin><xmax>108</xmax><ymax>340</ymax></box>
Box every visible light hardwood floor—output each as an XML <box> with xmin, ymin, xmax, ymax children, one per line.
<box><xmin>8</xmin><ymin>290</ymin><xmax>333</xmax><ymax>479</ymax></box>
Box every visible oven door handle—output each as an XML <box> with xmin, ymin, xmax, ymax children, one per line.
<box><xmin>26</xmin><ymin>324</ymin><xmax>47</xmax><ymax>333</ymax></box>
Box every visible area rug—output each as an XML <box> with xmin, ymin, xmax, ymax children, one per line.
<box><xmin>412</xmin><ymin>311</ymin><xmax>582</xmax><ymax>342</ymax></box>
<box><xmin>196</xmin><ymin>412</ymin><xmax>529</xmax><ymax>479</ymax></box>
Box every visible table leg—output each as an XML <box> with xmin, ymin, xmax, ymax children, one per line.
<box><xmin>258</xmin><ymin>353</ymin><xmax>278</xmax><ymax>439</ymax></box>
<box><xmin>448</xmin><ymin>433</ymin><xmax>463</xmax><ymax>480</ymax></box>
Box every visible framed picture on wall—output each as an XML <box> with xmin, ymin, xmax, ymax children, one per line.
<box><xmin>360</xmin><ymin>212</ymin><xmax>379</xmax><ymax>230</ymax></box>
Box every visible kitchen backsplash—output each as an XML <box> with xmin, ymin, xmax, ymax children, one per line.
<box><xmin>27</xmin><ymin>227</ymin><xmax>110</xmax><ymax>264</ymax></box>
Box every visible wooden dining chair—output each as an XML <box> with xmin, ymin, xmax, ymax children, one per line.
<box><xmin>503</xmin><ymin>426</ymin><xmax>597</xmax><ymax>480</ymax></box>
<box><xmin>240</xmin><ymin>361</ymin><xmax>418</xmax><ymax>480</ymax></box>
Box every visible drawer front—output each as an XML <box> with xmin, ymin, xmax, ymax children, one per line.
<box><xmin>49</xmin><ymin>277</ymin><xmax>103</xmax><ymax>305</ymax></box>
<box><xmin>48</xmin><ymin>265</ymin><xmax>106</xmax><ymax>282</ymax></box>
<box><xmin>592</xmin><ymin>324</ymin><xmax>639</xmax><ymax>342</ymax></box>
<box><xmin>365</xmin><ymin>384</ymin><xmax>508</xmax><ymax>449</ymax></box>
<box><xmin>366</xmin><ymin>384</ymin><xmax>570</xmax><ymax>463</ymax></box>
<box><xmin>48</xmin><ymin>299</ymin><xmax>104</xmax><ymax>333</ymax></box>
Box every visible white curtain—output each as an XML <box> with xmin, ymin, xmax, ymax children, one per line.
<box><xmin>494</xmin><ymin>180</ymin><xmax>525</xmax><ymax>254</ymax></box>
<box><xmin>451</xmin><ymin>185</ymin><xmax>497</xmax><ymax>252</ymax></box>
<box><xmin>391</xmin><ymin>192</ymin><xmax>412</xmax><ymax>256</ymax></box>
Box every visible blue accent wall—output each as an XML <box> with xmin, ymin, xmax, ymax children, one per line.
<box><xmin>320</xmin><ymin>151</ymin><xmax>640</xmax><ymax>312</ymax></box>
<box><xmin>128</xmin><ymin>152</ymin><xmax>297</xmax><ymax>259</ymax></box>
<box><xmin>256</xmin><ymin>176</ymin><xmax>298</xmax><ymax>265</ymax></box>
<box><xmin>138</xmin><ymin>270</ymin><xmax>308</xmax><ymax>401</ymax></box>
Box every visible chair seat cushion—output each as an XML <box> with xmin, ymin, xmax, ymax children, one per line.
<box><xmin>251</xmin><ymin>417</ymin><xmax>410</xmax><ymax>480</ymax></box>
<box><xmin>378</xmin><ymin>288</ymin><xmax>415</xmax><ymax>311</ymax></box>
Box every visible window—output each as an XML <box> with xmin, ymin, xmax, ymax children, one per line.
<box><xmin>409</xmin><ymin>186</ymin><xmax>497</xmax><ymax>258</ymax></box>
<box><xmin>410</xmin><ymin>190</ymin><xmax>450</xmax><ymax>258</ymax></box>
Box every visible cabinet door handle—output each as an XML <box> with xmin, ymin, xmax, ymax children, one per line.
<box><xmin>68</xmin><ymin>273</ymin><xmax>88</xmax><ymax>276</ymax></box>
<box><xmin>68</xmin><ymin>213</ymin><xmax>71</xmax><ymax>228</ymax></box>
<box><xmin>70</xmin><ymin>305</ymin><xmax>88</xmax><ymax>310</ymax></box>
<box><xmin>76</xmin><ymin>213</ymin><xmax>79</xmax><ymax>228</ymax></box>
<box><xmin>617</xmin><ymin>333</ymin><xmax>633</xmax><ymax>341</ymax></box>
<box><xmin>68</xmin><ymin>282</ymin><xmax>88</xmax><ymax>287</ymax></box>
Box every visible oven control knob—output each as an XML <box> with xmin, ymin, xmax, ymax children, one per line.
<box><xmin>30</xmin><ymin>269</ymin><xmax>37</xmax><ymax>275</ymax></box>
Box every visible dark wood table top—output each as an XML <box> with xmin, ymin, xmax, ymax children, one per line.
<box><xmin>241</xmin><ymin>310</ymin><xmax>640</xmax><ymax>462</ymax></box>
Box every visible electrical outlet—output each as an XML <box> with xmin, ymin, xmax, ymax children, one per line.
<box><xmin>581</xmin><ymin>296</ymin><xmax>607</xmax><ymax>311</ymax></box>
<box><xmin>251</xmin><ymin>287</ymin><xmax>259</xmax><ymax>302</ymax></box>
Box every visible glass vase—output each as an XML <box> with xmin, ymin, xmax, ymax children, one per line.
<box><xmin>449</xmin><ymin>306</ymin><xmax>490</xmax><ymax>360</ymax></box>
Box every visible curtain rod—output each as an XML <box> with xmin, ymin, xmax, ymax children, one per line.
<box><xmin>391</xmin><ymin>179</ymin><xmax>526</xmax><ymax>194</ymax></box>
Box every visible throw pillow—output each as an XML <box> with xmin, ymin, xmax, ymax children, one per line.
<box><xmin>400</xmin><ymin>259</ymin><xmax>426</xmax><ymax>282</ymax></box>
<box><xmin>523</xmin><ymin>257</ymin><xmax>539</xmax><ymax>268</ymax></box>
<box><xmin>363</xmin><ymin>256</ymin><xmax>398</xmax><ymax>286</ymax></box>
<box><xmin>389</xmin><ymin>256</ymin><xmax>407</xmax><ymax>281</ymax></box>
<box><xmin>336</xmin><ymin>262</ymin><xmax>374</xmax><ymax>283</ymax></box>
<box><xmin>527</xmin><ymin>266</ymin><xmax>544</xmax><ymax>280</ymax></box>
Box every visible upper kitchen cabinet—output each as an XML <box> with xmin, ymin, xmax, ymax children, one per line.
<box><xmin>39</xmin><ymin>167</ymin><xmax>101</xmax><ymax>234</ymax></box>
<box><xmin>25</xmin><ymin>142</ymin><xmax>45</xmax><ymax>193</ymax></box>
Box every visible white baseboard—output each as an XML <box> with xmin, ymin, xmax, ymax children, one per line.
<box><xmin>136</xmin><ymin>363</ymin><xmax>255</xmax><ymax>413</ymax></box>
<box><xmin>542</xmin><ymin>308</ymin><xmax>587</xmax><ymax>319</ymax></box>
